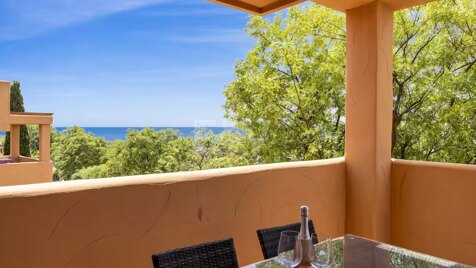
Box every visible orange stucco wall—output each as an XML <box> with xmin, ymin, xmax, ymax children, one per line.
<box><xmin>345</xmin><ymin>2</ymin><xmax>393</xmax><ymax>242</ymax></box>
<box><xmin>391</xmin><ymin>159</ymin><xmax>476</xmax><ymax>266</ymax></box>
<box><xmin>0</xmin><ymin>158</ymin><xmax>346</xmax><ymax>268</ymax></box>
<box><xmin>0</xmin><ymin>81</ymin><xmax>10</xmax><ymax>131</ymax></box>
<box><xmin>0</xmin><ymin>161</ymin><xmax>53</xmax><ymax>186</ymax></box>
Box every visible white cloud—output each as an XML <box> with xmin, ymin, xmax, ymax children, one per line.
<box><xmin>0</xmin><ymin>0</ymin><xmax>173</xmax><ymax>40</ymax></box>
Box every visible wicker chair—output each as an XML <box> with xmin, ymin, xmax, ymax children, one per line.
<box><xmin>256</xmin><ymin>221</ymin><xmax>318</xmax><ymax>259</ymax></box>
<box><xmin>151</xmin><ymin>238</ymin><xmax>239</xmax><ymax>268</ymax></box>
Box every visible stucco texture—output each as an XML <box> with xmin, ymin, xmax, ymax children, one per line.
<box><xmin>0</xmin><ymin>158</ymin><xmax>346</xmax><ymax>268</ymax></box>
<box><xmin>391</xmin><ymin>159</ymin><xmax>476</xmax><ymax>266</ymax></box>
<box><xmin>0</xmin><ymin>161</ymin><xmax>53</xmax><ymax>186</ymax></box>
<box><xmin>345</xmin><ymin>1</ymin><xmax>393</xmax><ymax>242</ymax></box>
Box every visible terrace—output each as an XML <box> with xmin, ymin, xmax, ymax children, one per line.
<box><xmin>0</xmin><ymin>0</ymin><xmax>475</xmax><ymax>267</ymax></box>
<box><xmin>0</xmin><ymin>81</ymin><xmax>53</xmax><ymax>186</ymax></box>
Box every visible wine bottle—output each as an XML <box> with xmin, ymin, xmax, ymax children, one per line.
<box><xmin>297</xmin><ymin>205</ymin><xmax>315</xmax><ymax>267</ymax></box>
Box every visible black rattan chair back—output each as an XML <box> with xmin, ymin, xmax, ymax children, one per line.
<box><xmin>256</xmin><ymin>220</ymin><xmax>318</xmax><ymax>259</ymax></box>
<box><xmin>152</xmin><ymin>238</ymin><xmax>239</xmax><ymax>268</ymax></box>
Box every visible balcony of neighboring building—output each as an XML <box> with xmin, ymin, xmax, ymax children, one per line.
<box><xmin>0</xmin><ymin>81</ymin><xmax>53</xmax><ymax>186</ymax></box>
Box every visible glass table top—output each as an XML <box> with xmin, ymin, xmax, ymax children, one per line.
<box><xmin>244</xmin><ymin>235</ymin><xmax>470</xmax><ymax>268</ymax></box>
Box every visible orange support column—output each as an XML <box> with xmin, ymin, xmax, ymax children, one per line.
<box><xmin>345</xmin><ymin>2</ymin><xmax>394</xmax><ymax>242</ymax></box>
<box><xmin>10</xmin><ymin>125</ymin><xmax>20</xmax><ymax>160</ymax></box>
<box><xmin>39</xmin><ymin>124</ymin><xmax>51</xmax><ymax>162</ymax></box>
<box><xmin>0</xmin><ymin>81</ymin><xmax>10</xmax><ymax>131</ymax></box>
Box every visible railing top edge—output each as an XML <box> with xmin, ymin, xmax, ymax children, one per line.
<box><xmin>10</xmin><ymin>112</ymin><xmax>54</xmax><ymax>116</ymax></box>
<box><xmin>391</xmin><ymin>158</ymin><xmax>476</xmax><ymax>171</ymax></box>
<box><xmin>0</xmin><ymin>157</ymin><xmax>345</xmax><ymax>198</ymax></box>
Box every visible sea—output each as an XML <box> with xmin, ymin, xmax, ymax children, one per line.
<box><xmin>53</xmin><ymin>127</ymin><xmax>236</xmax><ymax>141</ymax></box>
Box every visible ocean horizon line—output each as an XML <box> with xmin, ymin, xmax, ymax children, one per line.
<box><xmin>1</xmin><ymin>127</ymin><xmax>238</xmax><ymax>141</ymax></box>
<box><xmin>54</xmin><ymin>126</ymin><xmax>238</xmax><ymax>141</ymax></box>
<box><xmin>54</xmin><ymin>126</ymin><xmax>234</xmax><ymax>128</ymax></box>
<box><xmin>1</xmin><ymin>127</ymin><xmax>237</xmax><ymax>141</ymax></box>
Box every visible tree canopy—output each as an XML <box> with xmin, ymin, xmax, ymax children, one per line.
<box><xmin>225</xmin><ymin>6</ymin><xmax>346</xmax><ymax>163</ymax></box>
<box><xmin>392</xmin><ymin>0</ymin><xmax>476</xmax><ymax>163</ymax></box>
<box><xmin>4</xmin><ymin>81</ymin><xmax>31</xmax><ymax>157</ymax></box>
<box><xmin>64</xmin><ymin>128</ymin><xmax>253</xmax><ymax>180</ymax></box>
<box><xmin>52</xmin><ymin>126</ymin><xmax>107</xmax><ymax>180</ymax></box>
<box><xmin>225</xmin><ymin>0</ymin><xmax>476</xmax><ymax>164</ymax></box>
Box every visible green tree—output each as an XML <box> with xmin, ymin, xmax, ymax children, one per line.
<box><xmin>392</xmin><ymin>0</ymin><xmax>476</xmax><ymax>163</ymax></box>
<box><xmin>157</xmin><ymin>135</ymin><xmax>197</xmax><ymax>173</ymax></box>
<box><xmin>225</xmin><ymin>1</ymin><xmax>475</xmax><ymax>165</ymax></box>
<box><xmin>52</xmin><ymin>126</ymin><xmax>107</xmax><ymax>180</ymax></box>
<box><xmin>73</xmin><ymin>128</ymin><xmax>257</xmax><ymax>179</ymax></box>
<box><xmin>28</xmin><ymin>126</ymin><xmax>60</xmax><ymax>159</ymax></box>
<box><xmin>27</xmin><ymin>125</ymin><xmax>40</xmax><ymax>158</ymax></box>
<box><xmin>74</xmin><ymin>129</ymin><xmax>191</xmax><ymax>179</ymax></box>
<box><xmin>91</xmin><ymin>128</ymin><xmax>181</xmax><ymax>177</ymax></box>
<box><xmin>4</xmin><ymin>81</ymin><xmax>31</xmax><ymax>157</ymax></box>
<box><xmin>193</xmin><ymin>130</ymin><xmax>256</xmax><ymax>169</ymax></box>
<box><xmin>72</xmin><ymin>164</ymin><xmax>109</xmax><ymax>180</ymax></box>
<box><xmin>224</xmin><ymin>6</ymin><xmax>346</xmax><ymax>164</ymax></box>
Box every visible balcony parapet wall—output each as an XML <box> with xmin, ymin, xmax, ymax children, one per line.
<box><xmin>391</xmin><ymin>159</ymin><xmax>476</xmax><ymax>266</ymax></box>
<box><xmin>0</xmin><ymin>160</ymin><xmax>53</xmax><ymax>186</ymax></box>
<box><xmin>0</xmin><ymin>157</ymin><xmax>475</xmax><ymax>266</ymax></box>
<box><xmin>0</xmin><ymin>158</ymin><xmax>346</xmax><ymax>267</ymax></box>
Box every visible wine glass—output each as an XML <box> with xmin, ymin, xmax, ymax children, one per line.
<box><xmin>311</xmin><ymin>234</ymin><xmax>333</xmax><ymax>268</ymax></box>
<box><xmin>277</xmin><ymin>231</ymin><xmax>302</xmax><ymax>267</ymax></box>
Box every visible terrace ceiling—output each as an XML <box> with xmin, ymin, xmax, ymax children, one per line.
<box><xmin>209</xmin><ymin>0</ymin><xmax>438</xmax><ymax>15</ymax></box>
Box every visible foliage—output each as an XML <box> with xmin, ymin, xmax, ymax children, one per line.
<box><xmin>194</xmin><ymin>130</ymin><xmax>256</xmax><ymax>169</ymax></box>
<box><xmin>99</xmin><ymin>128</ymin><xmax>182</xmax><ymax>177</ymax></box>
<box><xmin>225</xmin><ymin>1</ymin><xmax>475</xmax><ymax>164</ymax></box>
<box><xmin>72</xmin><ymin>164</ymin><xmax>109</xmax><ymax>180</ymax></box>
<box><xmin>224</xmin><ymin>6</ymin><xmax>346</xmax><ymax>163</ymax></box>
<box><xmin>0</xmin><ymin>135</ymin><xmax>4</xmax><ymax>156</ymax></box>
<box><xmin>28</xmin><ymin>126</ymin><xmax>61</xmax><ymax>159</ymax></box>
<box><xmin>4</xmin><ymin>81</ymin><xmax>31</xmax><ymax>157</ymax></box>
<box><xmin>156</xmin><ymin>134</ymin><xmax>196</xmax><ymax>173</ymax></box>
<box><xmin>27</xmin><ymin>125</ymin><xmax>40</xmax><ymax>158</ymax></box>
<box><xmin>392</xmin><ymin>0</ymin><xmax>476</xmax><ymax>163</ymax></box>
<box><xmin>70</xmin><ymin>128</ymin><xmax>255</xmax><ymax>180</ymax></box>
<box><xmin>52</xmin><ymin>126</ymin><xmax>107</xmax><ymax>180</ymax></box>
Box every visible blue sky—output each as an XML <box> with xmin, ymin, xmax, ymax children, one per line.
<box><xmin>0</xmin><ymin>0</ymin><xmax>258</xmax><ymax>127</ymax></box>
